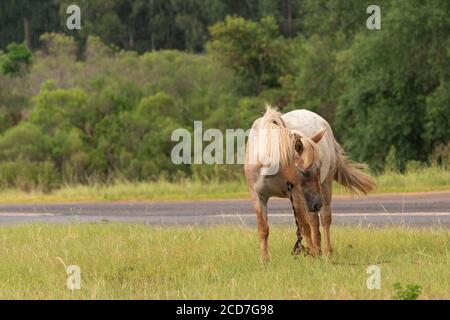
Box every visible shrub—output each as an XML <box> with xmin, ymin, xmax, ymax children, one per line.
<box><xmin>0</xmin><ymin>160</ymin><xmax>60</xmax><ymax>192</ymax></box>
<box><xmin>384</xmin><ymin>146</ymin><xmax>399</xmax><ymax>173</ymax></box>
<box><xmin>405</xmin><ymin>160</ymin><xmax>425</xmax><ymax>173</ymax></box>
<box><xmin>0</xmin><ymin>42</ymin><xmax>32</xmax><ymax>76</ymax></box>
<box><xmin>0</xmin><ymin>123</ymin><xmax>51</xmax><ymax>162</ymax></box>
<box><xmin>393</xmin><ymin>282</ymin><xmax>422</xmax><ymax>300</ymax></box>
<box><xmin>429</xmin><ymin>141</ymin><xmax>450</xmax><ymax>170</ymax></box>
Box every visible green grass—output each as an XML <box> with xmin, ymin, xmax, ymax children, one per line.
<box><xmin>0</xmin><ymin>167</ymin><xmax>449</xmax><ymax>204</ymax></box>
<box><xmin>0</xmin><ymin>223</ymin><xmax>448</xmax><ymax>299</ymax></box>
<box><xmin>0</xmin><ymin>179</ymin><xmax>247</xmax><ymax>204</ymax></box>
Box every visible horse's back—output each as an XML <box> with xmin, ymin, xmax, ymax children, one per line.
<box><xmin>281</xmin><ymin>109</ymin><xmax>327</xmax><ymax>135</ymax></box>
<box><xmin>282</xmin><ymin>109</ymin><xmax>337</xmax><ymax>182</ymax></box>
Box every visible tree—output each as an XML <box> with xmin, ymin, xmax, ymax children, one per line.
<box><xmin>0</xmin><ymin>123</ymin><xmax>51</xmax><ymax>162</ymax></box>
<box><xmin>208</xmin><ymin>15</ymin><xmax>291</xmax><ymax>95</ymax></box>
<box><xmin>0</xmin><ymin>42</ymin><xmax>32</xmax><ymax>76</ymax></box>
<box><xmin>334</xmin><ymin>0</ymin><xmax>450</xmax><ymax>171</ymax></box>
<box><xmin>0</xmin><ymin>42</ymin><xmax>32</xmax><ymax>133</ymax></box>
<box><xmin>0</xmin><ymin>0</ymin><xmax>60</xmax><ymax>50</ymax></box>
<box><xmin>423</xmin><ymin>80</ymin><xmax>450</xmax><ymax>150</ymax></box>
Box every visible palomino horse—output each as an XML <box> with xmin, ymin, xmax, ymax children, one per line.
<box><xmin>245</xmin><ymin>106</ymin><xmax>375</xmax><ymax>261</ymax></box>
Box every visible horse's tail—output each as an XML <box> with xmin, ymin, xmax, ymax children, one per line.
<box><xmin>333</xmin><ymin>138</ymin><xmax>376</xmax><ymax>195</ymax></box>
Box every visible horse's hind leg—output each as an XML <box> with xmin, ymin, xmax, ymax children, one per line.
<box><xmin>319</xmin><ymin>175</ymin><xmax>334</xmax><ymax>255</ymax></box>
<box><xmin>254</xmin><ymin>195</ymin><xmax>270</xmax><ymax>262</ymax></box>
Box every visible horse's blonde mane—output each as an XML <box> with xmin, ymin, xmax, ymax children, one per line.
<box><xmin>258</xmin><ymin>105</ymin><xmax>293</xmax><ymax>169</ymax></box>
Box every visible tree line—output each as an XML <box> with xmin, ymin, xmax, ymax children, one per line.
<box><xmin>0</xmin><ymin>0</ymin><xmax>449</xmax><ymax>190</ymax></box>
<box><xmin>0</xmin><ymin>0</ymin><xmax>303</xmax><ymax>53</ymax></box>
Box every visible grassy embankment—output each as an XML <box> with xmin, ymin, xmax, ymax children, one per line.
<box><xmin>0</xmin><ymin>167</ymin><xmax>449</xmax><ymax>203</ymax></box>
<box><xmin>0</xmin><ymin>223</ymin><xmax>448</xmax><ymax>299</ymax></box>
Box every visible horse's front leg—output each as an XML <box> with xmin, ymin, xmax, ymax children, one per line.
<box><xmin>320</xmin><ymin>209</ymin><xmax>332</xmax><ymax>255</ymax></box>
<box><xmin>291</xmin><ymin>221</ymin><xmax>306</xmax><ymax>256</ymax></box>
<box><xmin>254</xmin><ymin>195</ymin><xmax>270</xmax><ymax>262</ymax></box>
<box><xmin>307</xmin><ymin>213</ymin><xmax>322</xmax><ymax>256</ymax></box>
<box><xmin>291</xmin><ymin>185</ymin><xmax>322</xmax><ymax>256</ymax></box>
<box><xmin>290</xmin><ymin>188</ymin><xmax>313</xmax><ymax>254</ymax></box>
<box><xmin>289</xmin><ymin>190</ymin><xmax>306</xmax><ymax>255</ymax></box>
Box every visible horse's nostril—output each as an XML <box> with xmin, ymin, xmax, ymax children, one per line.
<box><xmin>313</xmin><ymin>203</ymin><xmax>322</xmax><ymax>211</ymax></box>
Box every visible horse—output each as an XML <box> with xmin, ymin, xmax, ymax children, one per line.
<box><xmin>244</xmin><ymin>106</ymin><xmax>375</xmax><ymax>262</ymax></box>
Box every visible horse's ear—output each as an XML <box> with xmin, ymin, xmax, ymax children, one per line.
<box><xmin>310</xmin><ymin>128</ymin><xmax>326</xmax><ymax>143</ymax></box>
<box><xmin>293</xmin><ymin>134</ymin><xmax>303</xmax><ymax>153</ymax></box>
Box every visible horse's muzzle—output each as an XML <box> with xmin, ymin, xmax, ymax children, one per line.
<box><xmin>306</xmin><ymin>194</ymin><xmax>323</xmax><ymax>213</ymax></box>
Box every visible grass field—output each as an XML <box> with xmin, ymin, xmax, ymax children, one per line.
<box><xmin>0</xmin><ymin>223</ymin><xmax>448</xmax><ymax>299</ymax></box>
<box><xmin>0</xmin><ymin>167</ymin><xmax>449</xmax><ymax>204</ymax></box>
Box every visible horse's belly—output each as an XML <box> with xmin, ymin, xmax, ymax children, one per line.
<box><xmin>255</xmin><ymin>173</ymin><xmax>289</xmax><ymax>199</ymax></box>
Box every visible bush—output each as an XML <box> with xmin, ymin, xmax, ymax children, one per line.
<box><xmin>0</xmin><ymin>42</ymin><xmax>32</xmax><ymax>76</ymax></box>
<box><xmin>208</xmin><ymin>16</ymin><xmax>292</xmax><ymax>95</ymax></box>
<box><xmin>405</xmin><ymin>160</ymin><xmax>425</xmax><ymax>174</ymax></box>
<box><xmin>424</xmin><ymin>80</ymin><xmax>450</xmax><ymax>150</ymax></box>
<box><xmin>0</xmin><ymin>123</ymin><xmax>51</xmax><ymax>162</ymax></box>
<box><xmin>393</xmin><ymin>282</ymin><xmax>422</xmax><ymax>300</ymax></box>
<box><xmin>384</xmin><ymin>146</ymin><xmax>399</xmax><ymax>173</ymax></box>
<box><xmin>0</xmin><ymin>160</ymin><xmax>60</xmax><ymax>192</ymax></box>
<box><xmin>429</xmin><ymin>141</ymin><xmax>450</xmax><ymax>169</ymax></box>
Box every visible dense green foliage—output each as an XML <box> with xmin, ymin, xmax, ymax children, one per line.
<box><xmin>208</xmin><ymin>16</ymin><xmax>292</xmax><ymax>95</ymax></box>
<box><xmin>1</xmin><ymin>0</ymin><xmax>303</xmax><ymax>52</ymax></box>
<box><xmin>335</xmin><ymin>0</ymin><xmax>450</xmax><ymax>170</ymax></box>
<box><xmin>0</xmin><ymin>0</ymin><xmax>449</xmax><ymax>190</ymax></box>
<box><xmin>0</xmin><ymin>42</ymin><xmax>32</xmax><ymax>76</ymax></box>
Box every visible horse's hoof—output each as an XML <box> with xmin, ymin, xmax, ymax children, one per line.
<box><xmin>261</xmin><ymin>257</ymin><xmax>271</xmax><ymax>264</ymax></box>
<box><xmin>260</xmin><ymin>252</ymin><xmax>271</xmax><ymax>264</ymax></box>
<box><xmin>308</xmin><ymin>248</ymin><xmax>322</xmax><ymax>257</ymax></box>
<box><xmin>291</xmin><ymin>241</ymin><xmax>306</xmax><ymax>257</ymax></box>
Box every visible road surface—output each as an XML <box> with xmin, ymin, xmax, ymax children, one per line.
<box><xmin>0</xmin><ymin>191</ymin><xmax>449</xmax><ymax>227</ymax></box>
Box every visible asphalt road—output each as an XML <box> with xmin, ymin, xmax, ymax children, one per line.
<box><xmin>0</xmin><ymin>191</ymin><xmax>449</xmax><ymax>227</ymax></box>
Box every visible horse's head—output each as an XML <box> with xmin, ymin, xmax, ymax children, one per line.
<box><xmin>282</xmin><ymin>128</ymin><xmax>327</xmax><ymax>213</ymax></box>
